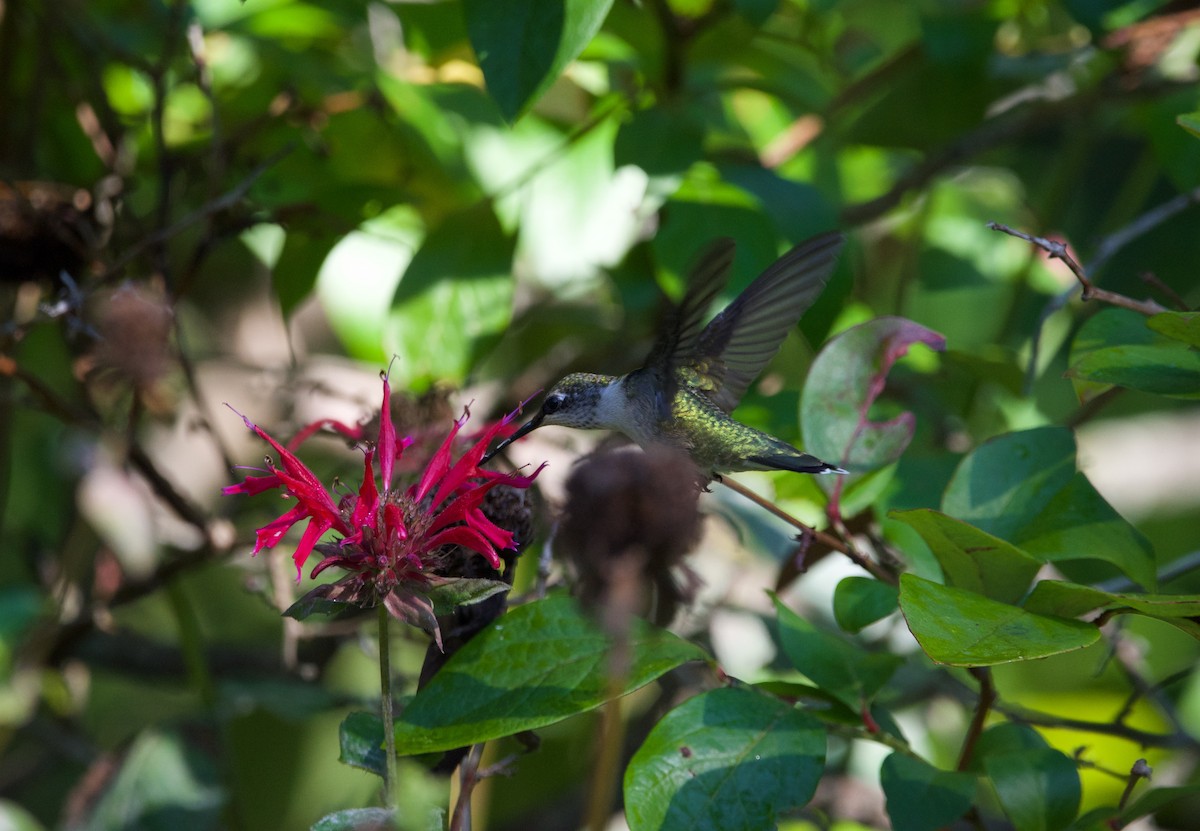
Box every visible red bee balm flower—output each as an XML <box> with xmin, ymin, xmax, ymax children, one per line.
<box><xmin>224</xmin><ymin>375</ymin><xmax>543</xmax><ymax>643</ymax></box>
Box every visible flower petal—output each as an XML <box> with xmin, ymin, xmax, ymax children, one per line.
<box><xmin>412</xmin><ymin>411</ymin><xmax>467</xmax><ymax>504</ymax></box>
<box><xmin>293</xmin><ymin>515</ymin><xmax>336</xmax><ymax>578</ymax></box>
<box><xmin>223</xmin><ymin>472</ymin><xmax>281</xmax><ymax>496</ymax></box>
<box><xmin>350</xmin><ymin>450</ymin><xmax>379</xmax><ymax>531</ymax></box>
<box><xmin>378</xmin><ymin>374</ymin><xmax>398</xmax><ymax>492</ymax></box>
<box><xmin>252</xmin><ymin>504</ymin><xmax>312</xmax><ymax>554</ymax></box>
<box><xmin>286</xmin><ymin>418</ymin><xmax>365</xmax><ymax>450</ymax></box>
<box><xmin>425</xmin><ymin>525</ymin><xmax>502</xmax><ymax>569</ymax></box>
<box><xmin>232</xmin><ymin>407</ymin><xmax>344</xmax><ymax>528</ymax></box>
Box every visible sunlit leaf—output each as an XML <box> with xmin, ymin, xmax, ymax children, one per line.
<box><xmin>385</xmin><ymin>204</ymin><xmax>515</xmax><ymax>386</ymax></box>
<box><xmin>1147</xmin><ymin>311</ymin><xmax>1200</xmax><ymax>347</ymax></box>
<box><xmin>1178</xmin><ymin>111</ymin><xmax>1200</xmax><ymax>140</ymax></box>
<box><xmin>1023</xmin><ymin>581</ymin><xmax>1200</xmax><ymax>639</ymax></box>
<box><xmin>899</xmin><ymin>575</ymin><xmax>1099</xmax><ymax>666</ymax></box>
<box><xmin>890</xmin><ymin>509</ymin><xmax>1041</xmax><ymax>603</ymax></box>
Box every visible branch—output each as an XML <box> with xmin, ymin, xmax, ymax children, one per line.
<box><xmin>1089</xmin><ymin>184</ymin><xmax>1200</xmax><ymax>277</ymax></box>
<box><xmin>102</xmin><ymin>143</ymin><xmax>295</xmax><ymax>279</ymax></box>
<box><xmin>718</xmin><ymin>475</ymin><xmax>896</xmax><ymax>585</ymax></box>
<box><xmin>997</xmin><ymin>702</ymin><xmax>1195</xmax><ymax>750</ymax></box>
<box><xmin>987</xmin><ymin>222</ymin><xmax>1168</xmax><ymax>316</ymax></box>
<box><xmin>956</xmin><ymin>667</ymin><xmax>995</xmax><ymax>771</ymax></box>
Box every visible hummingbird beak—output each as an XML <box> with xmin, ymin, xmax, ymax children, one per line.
<box><xmin>480</xmin><ymin>410</ymin><xmax>545</xmax><ymax>465</ymax></box>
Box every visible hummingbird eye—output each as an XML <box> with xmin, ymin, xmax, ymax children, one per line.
<box><xmin>543</xmin><ymin>393</ymin><xmax>567</xmax><ymax>415</ymax></box>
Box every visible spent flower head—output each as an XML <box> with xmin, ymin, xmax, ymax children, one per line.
<box><xmin>224</xmin><ymin>372</ymin><xmax>544</xmax><ymax>645</ymax></box>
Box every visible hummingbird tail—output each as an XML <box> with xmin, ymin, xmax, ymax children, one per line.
<box><xmin>747</xmin><ymin>453</ymin><xmax>847</xmax><ymax>475</ymax></box>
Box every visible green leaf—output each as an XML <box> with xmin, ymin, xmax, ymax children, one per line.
<box><xmin>81</xmin><ymin>730</ymin><xmax>224</xmax><ymax>831</ymax></box>
<box><xmin>1067</xmin><ymin>308</ymin><xmax>1158</xmax><ymax>402</ymax></box>
<box><xmin>1067</xmin><ymin>343</ymin><xmax>1200</xmax><ymax>399</ymax></box>
<box><xmin>732</xmin><ymin>0</ymin><xmax>779</xmax><ymax>26</ymax></box>
<box><xmin>1147</xmin><ymin>311</ymin><xmax>1200</xmax><ymax>347</ymax></box>
<box><xmin>1121</xmin><ymin>786</ymin><xmax>1198</xmax><ymax>825</ymax></box>
<box><xmin>385</xmin><ymin>204</ymin><xmax>516</xmax><ymax>386</ymax></box>
<box><xmin>614</xmin><ymin>105</ymin><xmax>705</xmax><ymax>177</ymax></box>
<box><xmin>423</xmin><ymin>576</ymin><xmax>511</xmax><ymax>615</ymax></box>
<box><xmin>890</xmin><ymin>509</ymin><xmax>1041</xmax><ymax>603</ymax></box>
<box><xmin>393</xmin><ymin>594</ymin><xmax>707</xmax><ymax>755</ymax></box>
<box><xmin>970</xmin><ymin>722</ymin><xmax>1050</xmax><ymax>767</ymax></box>
<box><xmin>881</xmin><ymin>753</ymin><xmax>976</xmax><ymax>831</ymax></box>
<box><xmin>1068</xmin><ymin>308</ymin><xmax>1200</xmax><ymax>400</ymax></box>
<box><xmin>338</xmin><ymin>712</ymin><xmax>387</xmax><ymax>778</ymax></box>
<box><xmin>0</xmin><ymin>800</ymin><xmax>44</xmax><ymax>831</ymax></box>
<box><xmin>802</xmin><ymin>317</ymin><xmax>946</xmax><ymax>472</ymax></box>
<box><xmin>463</xmin><ymin>0</ymin><xmax>615</xmax><ymax>121</ymax></box>
<box><xmin>833</xmin><ymin>576</ymin><xmax>899</xmax><ymax>633</ymax></box>
<box><xmin>898</xmin><ymin>575</ymin><xmax>1099</xmax><ymax>666</ymax></box>
<box><xmin>0</xmin><ymin>585</ymin><xmax>44</xmax><ymax>676</ymax></box>
<box><xmin>942</xmin><ymin>427</ymin><xmax>1156</xmax><ymax>590</ymax></box>
<box><xmin>310</xmin><ymin>808</ymin><xmax>396</xmax><ymax>831</ymax></box>
<box><xmin>623</xmin><ymin>686</ymin><xmax>825</xmax><ymax>831</ymax></box>
<box><xmin>985</xmin><ymin>747</ymin><xmax>1081</xmax><ymax>831</ymax></box>
<box><xmin>1178</xmin><ymin>111</ymin><xmax>1200</xmax><ymax>140</ymax></box>
<box><xmin>774</xmin><ymin>595</ymin><xmax>902</xmax><ymax>707</ymax></box>
<box><xmin>281</xmin><ymin>593</ymin><xmax>361</xmax><ymax>622</ymax></box>
<box><xmin>1023</xmin><ymin>581</ymin><xmax>1200</xmax><ymax>638</ymax></box>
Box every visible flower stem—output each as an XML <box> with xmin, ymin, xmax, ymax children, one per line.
<box><xmin>378</xmin><ymin>604</ymin><xmax>398</xmax><ymax>810</ymax></box>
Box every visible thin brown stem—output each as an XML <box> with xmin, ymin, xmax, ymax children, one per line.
<box><xmin>957</xmin><ymin>667</ymin><xmax>995</xmax><ymax>771</ymax></box>
<box><xmin>1117</xmin><ymin>759</ymin><xmax>1153</xmax><ymax>815</ymax></box>
<box><xmin>450</xmin><ymin>743</ymin><xmax>486</xmax><ymax>831</ymax></box>
<box><xmin>718</xmin><ymin>475</ymin><xmax>896</xmax><ymax>584</ymax></box>
<box><xmin>987</xmin><ymin>223</ymin><xmax>1168</xmax><ymax>316</ymax></box>
<box><xmin>997</xmin><ymin>703</ymin><xmax>1193</xmax><ymax>749</ymax></box>
<box><xmin>1139</xmin><ymin>271</ymin><xmax>1190</xmax><ymax>311</ymax></box>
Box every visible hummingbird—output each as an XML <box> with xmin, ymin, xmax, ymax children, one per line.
<box><xmin>483</xmin><ymin>232</ymin><xmax>848</xmax><ymax>478</ymax></box>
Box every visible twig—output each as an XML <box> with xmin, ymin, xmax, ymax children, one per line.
<box><xmin>1140</xmin><ymin>271</ymin><xmax>1190</xmax><ymax>312</ymax></box>
<box><xmin>987</xmin><ymin>223</ymin><xmax>1168</xmax><ymax>316</ymax></box>
<box><xmin>718</xmin><ymin>475</ymin><xmax>895</xmax><ymax>584</ymax></box>
<box><xmin>450</xmin><ymin>743</ymin><xmax>486</xmax><ymax>831</ymax></box>
<box><xmin>103</xmin><ymin>144</ymin><xmax>294</xmax><ymax>279</ymax></box>
<box><xmin>1065</xmin><ymin>386</ymin><xmax>1125</xmax><ymax>428</ymax></box>
<box><xmin>127</xmin><ymin>442</ymin><xmax>211</xmax><ymax>537</ymax></box>
<box><xmin>1096</xmin><ymin>548</ymin><xmax>1200</xmax><ymax>593</ymax></box>
<box><xmin>1103</xmin><ymin>624</ymin><xmax>1192</xmax><ymax>741</ymax></box>
<box><xmin>1089</xmin><ymin>185</ymin><xmax>1200</xmax><ymax>277</ymax></box>
<box><xmin>956</xmin><ymin>667</ymin><xmax>995</xmax><ymax>771</ymax></box>
<box><xmin>997</xmin><ymin>702</ymin><xmax>1194</xmax><ymax>749</ymax></box>
<box><xmin>1117</xmin><ymin>759</ymin><xmax>1153</xmax><ymax>815</ymax></box>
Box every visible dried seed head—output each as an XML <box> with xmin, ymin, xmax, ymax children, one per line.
<box><xmin>556</xmin><ymin>445</ymin><xmax>704</xmax><ymax>626</ymax></box>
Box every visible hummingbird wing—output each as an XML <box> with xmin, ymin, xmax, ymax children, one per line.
<box><xmin>634</xmin><ymin>238</ymin><xmax>737</xmax><ymax>420</ymax></box>
<box><xmin>682</xmin><ymin>231</ymin><xmax>845</xmax><ymax>413</ymax></box>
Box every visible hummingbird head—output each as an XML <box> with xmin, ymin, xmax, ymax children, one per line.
<box><xmin>481</xmin><ymin>373</ymin><xmax>619</xmax><ymax>464</ymax></box>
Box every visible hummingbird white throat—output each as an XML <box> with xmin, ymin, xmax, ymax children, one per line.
<box><xmin>483</xmin><ymin>232</ymin><xmax>849</xmax><ymax>478</ymax></box>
